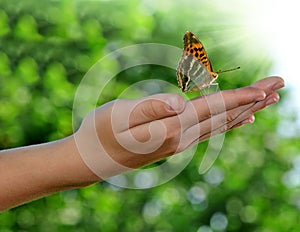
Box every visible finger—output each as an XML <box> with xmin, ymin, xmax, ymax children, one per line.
<box><xmin>197</xmin><ymin>92</ymin><xmax>280</xmax><ymax>141</ymax></box>
<box><xmin>112</xmin><ymin>94</ymin><xmax>186</xmax><ymax>131</ymax></box>
<box><xmin>227</xmin><ymin>92</ymin><xmax>280</xmax><ymax>127</ymax></box>
<box><xmin>129</xmin><ymin>94</ymin><xmax>186</xmax><ymax>127</ymax></box>
<box><xmin>251</xmin><ymin>76</ymin><xmax>285</xmax><ymax>93</ymax></box>
<box><xmin>178</xmin><ymin>86</ymin><xmax>266</xmax><ymax>129</ymax></box>
<box><xmin>231</xmin><ymin>115</ymin><xmax>255</xmax><ymax>129</ymax></box>
<box><xmin>191</xmin><ymin>86</ymin><xmax>266</xmax><ymax>117</ymax></box>
<box><xmin>175</xmin><ymin>78</ymin><xmax>283</xmax><ymax>149</ymax></box>
<box><xmin>197</xmin><ymin>113</ymin><xmax>254</xmax><ymax>142</ymax></box>
<box><xmin>180</xmin><ymin>102</ymin><xmax>254</xmax><ymax>146</ymax></box>
<box><xmin>181</xmin><ymin>91</ymin><xmax>280</xmax><ymax>146</ymax></box>
<box><xmin>224</xmin><ymin>91</ymin><xmax>280</xmax><ymax>131</ymax></box>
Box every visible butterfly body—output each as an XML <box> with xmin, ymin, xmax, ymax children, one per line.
<box><xmin>177</xmin><ymin>31</ymin><xmax>218</xmax><ymax>92</ymax></box>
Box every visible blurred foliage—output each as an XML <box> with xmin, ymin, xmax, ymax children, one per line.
<box><xmin>0</xmin><ymin>0</ymin><xmax>299</xmax><ymax>231</ymax></box>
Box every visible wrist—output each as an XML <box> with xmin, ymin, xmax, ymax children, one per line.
<box><xmin>55</xmin><ymin>135</ymin><xmax>102</xmax><ymax>188</ymax></box>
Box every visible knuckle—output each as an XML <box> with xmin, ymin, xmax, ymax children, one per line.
<box><xmin>141</xmin><ymin>100</ymin><xmax>161</xmax><ymax>119</ymax></box>
<box><xmin>166</xmin><ymin>126</ymin><xmax>181</xmax><ymax>141</ymax></box>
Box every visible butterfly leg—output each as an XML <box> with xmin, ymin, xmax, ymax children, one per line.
<box><xmin>208</xmin><ymin>82</ymin><xmax>220</xmax><ymax>92</ymax></box>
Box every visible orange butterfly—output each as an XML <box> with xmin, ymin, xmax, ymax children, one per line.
<box><xmin>176</xmin><ymin>31</ymin><xmax>239</xmax><ymax>92</ymax></box>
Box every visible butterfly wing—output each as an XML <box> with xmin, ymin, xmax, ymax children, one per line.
<box><xmin>176</xmin><ymin>32</ymin><xmax>218</xmax><ymax>92</ymax></box>
<box><xmin>183</xmin><ymin>31</ymin><xmax>215</xmax><ymax>74</ymax></box>
<box><xmin>177</xmin><ymin>54</ymin><xmax>214</xmax><ymax>92</ymax></box>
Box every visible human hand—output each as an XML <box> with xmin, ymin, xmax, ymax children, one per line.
<box><xmin>74</xmin><ymin>76</ymin><xmax>284</xmax><ymax>180</ymax></box>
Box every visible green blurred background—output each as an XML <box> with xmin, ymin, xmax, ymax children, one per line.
<box><xmin>0</xmin><ymin>0</ymin><xmax>299</xmax><ymax>231</ymax></box>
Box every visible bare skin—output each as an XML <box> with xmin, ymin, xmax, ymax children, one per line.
<box><xmin>0</xmin><ymin>76</ymin><xmax>284</xmax><ymax>211</ymax></box>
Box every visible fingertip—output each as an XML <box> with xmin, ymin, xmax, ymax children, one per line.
<box><xmin>242</xmin><ymin>115</ymin><xmax>255</xmax><ymax>125</ymax></box>
<box><xmin>251</xmin><ymin>76</ymin><xmax>285</xmax><ymax>92</ymax></box>
<box><xmin>271</xmin><ymin>77</ymin><xmax>285</xmax><ymax>90</ymax></box>
<box><xmin>248</xmin><ymin>115</ymin><xmax>255</xmax><ymax>123</ymax></box>
<box><xmin>265</xmin><ymin>92</ymin><xmax>280</xmax><ymax>106</ymax></box>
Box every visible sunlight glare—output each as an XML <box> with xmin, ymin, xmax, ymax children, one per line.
<box><xmin>242</xmin><ymin>0</ymin><xmax>300</xmax><ymax>136</ymax></box>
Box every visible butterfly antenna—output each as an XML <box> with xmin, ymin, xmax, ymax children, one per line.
<box><xmin>216</xmin><ymin>66</ymin><xmax>240</xmax><ymax>74</ymax></box>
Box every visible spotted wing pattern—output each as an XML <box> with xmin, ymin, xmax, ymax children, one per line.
<box><xmin>176</xmin><ymin>31</ymin><xmax>218</xmax><ymax>92</ymax></box>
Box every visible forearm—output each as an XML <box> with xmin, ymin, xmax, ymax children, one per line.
<box><xmin>0</xmin><ymin>136</ymin><xmax>100</xmax><ymax>211</ymax></box>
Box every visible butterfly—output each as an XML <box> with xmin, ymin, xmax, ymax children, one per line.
<box><xmin>176</xmin><ymin>31</ymin><xmax>240</xmax><ymax>92</ymax></box>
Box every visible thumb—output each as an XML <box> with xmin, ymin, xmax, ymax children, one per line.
<box><xmin>128</xmin><ymin>94</ymin><xmax>186</xmax><ymax>127</ymax></box>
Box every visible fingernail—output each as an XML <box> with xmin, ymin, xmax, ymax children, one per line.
<box><xmin>266</xmin><ymin>95</ymin><xmax>280</xmax><ymax>106</ymax></box>
<box><xmin>272</xmin><ymin>81</ymin><xmax>285</xmax><ymax>90</ymax></box>
<box><xmin>166</xmin><ymin>95</ymin><xmax>185</xmax><ymax>112</ymax></box>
